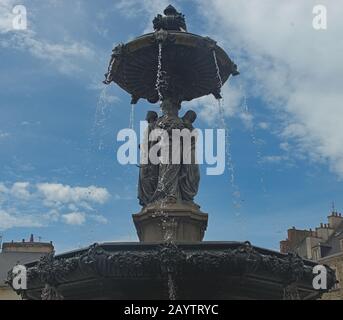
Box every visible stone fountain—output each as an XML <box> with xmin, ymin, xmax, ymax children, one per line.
<box><xmin>8</xmin><ymin>5</ymin><xmax>336</xmax><ymax>300</ymax></box>
<box><xmin>103</xmin><ymin>4</ymin><xmax>239</xmax><ymax>244</ymax></box>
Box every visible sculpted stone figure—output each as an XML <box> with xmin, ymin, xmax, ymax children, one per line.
<box><xmin>151</xmin><ymin>98</ymin><xmax>184</xmax><ymax>204</ymax></box>
<box><xmin>137</xmin><ymin>98</ymin><xmax>200</xmax><ymax>206</ymax></box>
<box><xmin>179</xmin><ymin>110</ymin><xmax>200</xmax><ymax>202</ymax></box>
<box><xmin>138</xmin><ymin>111</ymin><xmax>159</xmax><ymax>206</ymax></box>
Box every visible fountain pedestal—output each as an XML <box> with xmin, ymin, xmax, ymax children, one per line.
<box><xmin>133</xmin><ymin>202</ymin><xmax>208</xmax><ymax>242</ymax></box>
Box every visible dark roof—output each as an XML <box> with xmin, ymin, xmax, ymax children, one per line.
<box><xmin>0</xmin><ymin>252</ymin><xmax>46</xmax><ymax>286</ymax></box>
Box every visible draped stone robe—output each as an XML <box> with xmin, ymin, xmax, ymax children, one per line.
<box><xmin>138</xmin><ymin>99</ymin><xmax>200</xmax><ymax>206</ymax></box>
<box><xmin>151</xmin><ymin>113</ymin><xmax>184</xmax><ymax>203</ymax></box>
<box><xmin>179</xmin><ymin>121</ymin><xmax>200</xmax><ymax>202</ymax></box>
<box><xmin>138</xmin><ymin>122</ymin><xmax>159</xmax><ymax>206</ymax></box>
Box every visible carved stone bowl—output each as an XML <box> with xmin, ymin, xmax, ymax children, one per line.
<box><xmin>104</xmin><ymin>31</ymin><xmax>239</xmax><ymax>104</ymax></box>
<box><xmin>8</xmin><ymin>242</ymin><xmax>336</xmax><ymax>300</ymax></box>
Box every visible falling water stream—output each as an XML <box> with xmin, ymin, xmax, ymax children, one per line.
<box><xmin>129</xmin><ymin>104</ymin><xmax>135</xmax><ymax>130</ymax></box>
<box><xmin>155</xmin><ymin>42</ymin><xmax>164</xmax><ymax>102</ymax></box>
<box><xmin>92</xmin><ymin>86</ymin><xmax>111</xmax><ymax>151</ymax></box>
<box><xmin>105</xmin><ymin>57</ymin><xmax>115</xmax><ymax>84</ymax></box>
<box><xmin>240</xmin><ymin>82</ymin><xmax>267</xmax><ymax>195</ymax></box>
<box><xmin>86</xmin><ymin>86</ymin><xmax>111</xmax><ymax>183</ymax></box>
<box><xmin>212</xmin><ymin>51</ymin><xmax>223</xmax><ymax>88</ymax></box>
<box><xmin>154</xmin><ymin>172</ymin><xmax>174</xmax><ymax>243</ymax></box>
<box><xmin>153</xmin><ymin>41</ymin><xmax>174</xmax><ymax>243</ymax></box>
<box><xmin>167</xmin><ymin>273</ymin><xmax>177</xmax><ymax>300</ymax></box>
<box><xmin>153</xmin><ymin>43</ymin><xmax>178</xmax><ymax>298</ymax></box>
<box><xmin>213</xmin><ymin>51</ymin><xmax>242</xmax><ymax>212</ymax></box>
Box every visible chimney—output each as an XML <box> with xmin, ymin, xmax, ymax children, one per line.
<box><xmin>286</xmin><ymin>227</ymin><xmax>313</xmax><ymax>250</ymax></box>
<box><xmin>317</xmin><ymin>220</ymin><xmax>335</xmax><ymax>241</ymax></box>
<box><xmin>30</xmin><ymin>234</ymin><xmax>34</xmax><ymax>242</ymax></box>
<box><xmin>328</xmin><ymin>211</ymin><xmax>343</xmax><ymax>230</ymax></box>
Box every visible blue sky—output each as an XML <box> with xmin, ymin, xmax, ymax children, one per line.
<box><xmin>0</xmin><ymin>0</ymin><xmax>342</xmax><ymax>253</ymax></box>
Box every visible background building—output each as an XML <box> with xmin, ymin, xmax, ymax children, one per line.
<box><xmin>280</xmin><ymin>209</ymin><xmax>343</xmax><ymax>299</ymax></box>
<box><xmin>0</xmin><ymin>235</ymin><xmax>54</xmax><ymax>300</ymax></box>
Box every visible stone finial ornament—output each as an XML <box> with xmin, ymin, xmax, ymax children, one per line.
<box><xmin>153</xmin><ymin>5</ymin><xmax>187</xmax><ymax>32</ymax></box>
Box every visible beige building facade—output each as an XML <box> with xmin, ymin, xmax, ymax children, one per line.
<box><xmin>280</xmin><ymin>210</ymin><xmax>343</xmax><ymax>299</ymax></box>
<box><xmin>0</xmin><ymin>234</ymin><xmax>54</xmax><ymax>300</ymax></box>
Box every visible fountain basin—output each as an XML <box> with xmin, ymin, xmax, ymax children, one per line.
<box><xmin>104</xmin><ymin>31</ymin><xmax>239</xmax><ymax>104</ymax></box>
<box><xmin>8</xmin><ymin>241</ymin><xmax>335</xmax><ymax>300</ymax></box>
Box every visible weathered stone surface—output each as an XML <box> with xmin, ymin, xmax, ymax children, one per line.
<box><xmin>320</xmin><ymin>254</ymin><xmax>343</xmax><ymax>300</ymax></box>
<box><xmin>133</xmin><ymin>201</ymin><xmax>208</xmax><ymax>242</ymax></box>
<box><xmin>103</xmin><ymin>30</ymin><xmax>238</xmax><ymax>103</ymax></box>
<box><xmin>7</xmin><ymin>242</ymin><xmax>336</xmax><ymax>300</ymax></box>
<box><xmin>138</xmin><ymin>101</ymin><xmax>200</xmax><ymax>207</ymax></box>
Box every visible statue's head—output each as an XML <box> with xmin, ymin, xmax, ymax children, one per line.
<box><xmin>182</xmin><ymin>110</ymin><xmax>197</xmax><ymax>124</ymax></box>
<box><xmin>146</xmin><ymin>111</ymin><xmax>158</xmax><ymax>123</ymax></box>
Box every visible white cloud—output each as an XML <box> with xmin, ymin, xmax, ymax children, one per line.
<box><xmin>1</xmin><ymin>182</ymin><xmax>32</xmax><ymax>200</ymax></box>
<box><xmin>0</xmin><ymin>131</ymin><xmax>10</xmax><ymax>139</ymax></box>
<box><xmin>199</xmin><ymin>0</ymin><xmax>343</xmax><ymax>177</ymax></box>
<box><xmin>36</xmin><ymin>183</ymin><xmax>110</xmax><ymax>206</ymax></box>
<box><xmin>61</xmin><ymin>212</ymin><xmax>86</xmax><ymax>225</ymax></box>
<box><xmin>11</xmin><ymin>182</ymin><xmax>31</xmax><ymax>200</ymax></box>
<box><xmin>0</xmin><ymin>183</ymin><xmax>8</xmax><ymax>194</ymax></box>
<box><xmin>0</xmin><ymin>0</ymin><xmax>95</xmax><ymax>74</ymax></box>
<box><xmin>262</xmin><ymin>155</ymin><xmax>288</xmax><ymax>164</ymax></box>
<box><xmin>43</xmin><ymin>209</ymin><xmax>60</xmax><ymax>222</ymax></box>
<box><xmin>280</xmin><ymin>142</ymin><xmax>290</xmax><ymax>152</ymax></box>
<box><xmin>2</xmin><ymin>31</ymin><xmax>95</xmax><ymax>74</ymax></box>
<box><xmin>21</xmin><ymin>121</ymin><xmax>40</xmax><ymax>126</ymax></box>
<box><xmin>258</xmin><ymin>122</ymin><xmax>269</xmax><ymax>130</ymax></box>
<box><xmin>90</xmin><ymin>214</ymin><xmax>108</xmax><ymax>224</ymax></box>
<box><xmin>183</xmin><ymin>83</ymin><xmax>244</xmax><ymax>125</ymax></box>
<box><xmin>0</xmin><ymin>0</ymin><xmax>14</xmax><ymax>34</ymax></box>
<box><xmin>0</xmin><ymin>181</ymin><xmax>111</xmax><ymax>230</ymax></box>
<box><xmin>115</xmin><ymin>0</ymin><xmax>170</xmax><ymax>33</ymax></box>
<box><xmin>0</xmin><ymin>209</ymin><xmax>42</xmax><ymax>230</ymax></box>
